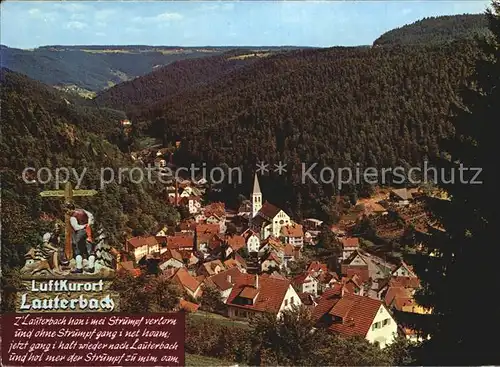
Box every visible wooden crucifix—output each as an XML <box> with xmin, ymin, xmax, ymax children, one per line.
<box><xmin>40</xmin><ymin>182</ymin><xmax>98</xmax><ymax>260</ymax></box>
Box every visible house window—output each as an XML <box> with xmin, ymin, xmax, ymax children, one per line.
<box><xmin>382</xmin><ymin>319</ymin><xmax>390</xmax><ymax>326</ymax></box>
<box><xmin>284</xmin><ymin>299</ymin><xmax>288</xmax><ymax>307</ymax></box>
<box><xmin>290</xmin><ymin>297</ymin><xmax>294</xmax><ymax>304</ymax></box>
<box><xmin>372</xmin><ymin>322</ymin><xmax>381</xmax><ymax>331</ymax></box>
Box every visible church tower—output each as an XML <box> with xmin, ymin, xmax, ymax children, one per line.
<box><xmin>252</xmin><ymin>174</ymin><xmax>262</xmax><ymax>218</ymax></box>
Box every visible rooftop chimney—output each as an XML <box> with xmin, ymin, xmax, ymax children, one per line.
<box><xmin>227</xmin><ymin>275</ymin><xmax>232</xmax><ymax>283</ymax></box>
<box><xmin>255</xmin><ymin>274</ymin><xmax>259</xmax><ymax>289</ymax></box>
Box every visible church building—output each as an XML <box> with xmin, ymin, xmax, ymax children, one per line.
<box><xmin>250</xmin><ymin>174</ymin><xmax>292</xmax><ymax>239</ymax></box>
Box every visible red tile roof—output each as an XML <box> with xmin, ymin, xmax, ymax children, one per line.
<box><xmin>127</xmin><ymin>236</ymin><xmax>158</xmax><ymax>248</ymax></box>
<box><xmin>172</xmin><ymin>268</ymin><xmax>200</xmax><ymax>293</ymax></box>
<box><xmin>313</xmin><ymin>290</ymin><xmax>385</xmax><ymax>338</ymax></box>
<box><xmin>225</xmin><ymin>234</ymin><xmax>246</xmax><ymax>251</ymax></box>
<box><xmin>341</xmin><ymin>237</ymin><xmax>360</xmax><ymax>249</ymax></box>
<box><xmin>390</xmin><ymin>276</ymin><xmax>420</xmax><ymax>289</ymax></box>
<box><xmin>314</xmin><ymin>271</ymin><xmax>338</xmax><ymax>285</ymax></box>
<box><xmin>234</xmin><ymin>253</ymin><xmax>247</xmax><ymax>267</ymax></box>
<box><xmin>204</xmin><ymin>267</ymin><xmax>243</xmax><ymax>291</ymax></box>
<box><xmin>292</xmin><ymin>272</ymin><xmax>316</xmax><ymax>286</ymax></box>
<box><xmin>179</xmin><ymin>299</ymin><xmax>199</xmax><ymax>312</ymax></box>
<box><xmin>161</xmin><ymin>248</ymin><xmax>183</xmax><ymax>263</ymax></box>
<box><xmin>329</xmin><ymin>298</ymin><xmax>356</xmax><ymax>319</ymax></box>
<box><xmin>341</xmin><ymin>265</ymin><xmax>370</xmax><ymax>283</ymax></box>
<box><xmin>179</xmin><ymin>219</ymin><xmax>196</xmax><ymax>231</ymax></box>
<box><xmin>203</xmin><ymin>202</ymin><xmax>226</xmax><ymax>219</ymax></box>
<box><xmin>308</xmin><ymin>261</ymin><xmax>328</xmax><ymax>274</ymax></box>
<box><xmin>281</xmin><ymin>224</ymin><xmax>304</xmax><ymax>238</ymax></box>
<box><xmin>167</xmin><ymin>235</ymin><xmax>194</xmax><ymax>250</ymax></box>
<box><xmin>392</xmin><ymin>296</ymin><xmax>416</xmax><ymax>311</ymax></box>
<box><xmin>263</xmin><ymin>272</ymin><xmax>287</xmax><ymax>280</ymax></box>
<box><xmin>200</xmin><ymin>259</ymin><xmax>226</xmax><ymax>276</ymax></box>
<box><xmin>263</xmin><ymin>251</ymin><xmax>282</xmax><ymax>265</ymax></box>
<box><xmin>155</xmin><ymin>236</ymin><xmax>168</xmax><ymax>245</ymax></box>
<box><xmin>258</xmin><ymin>201</ymin><xmax>282</xmax><ymax>219</ymax></box>
<box><xmin>223</xmin><ymin>258</ymin><xmax>245</xmax><ymax>270</ymax></box>
<box><xmin>226</xmin><ymin>274</ymin><xmax>292</xmax><ymax>314</ymax></box>
<box><xmin>342</xmin><ymin>274</ymin><xmax>362</xmax><ymax>289</ymax></box>
<box><xmin>196</xmin><ymin>223</ymin><xmax>220</xmax><ymax>235</ymax></box>
<box><xmin>261</xmin><ymin>236</ymin><xmax>284</xmax><ymax>253</ymax></box>
<box><xmin>384</xmin><ymin>286</ymin><xmax>413</xmax><ymax>307</ymax></box>
<box><xmin>239</xmin><ymin>286</ymin><xmax>260</xmax><ymax>299</ymax></box>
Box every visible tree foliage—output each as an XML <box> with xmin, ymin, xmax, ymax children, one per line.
<box><xmin>199</xmin><ymin>285</ymin><xmax>225</xmax><ymax>313</ymax></box>
<box><xmin>374</xmin><ymin>14</ymin><xmax>490</xmax><ymax>46</ymax></box>
<box><xmin>404</xmin><ymin>2</ymin><xmax>500</xmax><ymax>364</ymax></box>
<box><xmin>99</xmin><ymin>37</ymin><xmax>482</xmax><ymax>220</ymax></box>
<box><xmin>249</xmin><ymin>305</ymin><xmax>393</xmax><ymax>366</ymax></box>
<box><xmin>111</xmin><ymin>271</ymin><xmax>181</xmax><ymax>313</ymax></box>
<box><xmin>186</xmin><ymin>305</ymin><xmax>396</xmax><ymax>366</ymax></box>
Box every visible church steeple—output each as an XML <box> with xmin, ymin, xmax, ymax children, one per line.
<box><xmin>252</xmin><ymin>174</ymin><xmax>262</xmax><ymax>218</ymax></box>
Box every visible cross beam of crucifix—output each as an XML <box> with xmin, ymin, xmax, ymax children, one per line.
<box><xmin>40</xmin><ymin>182</ymin><xmax>98</xmax><ymax>259</ymax></box>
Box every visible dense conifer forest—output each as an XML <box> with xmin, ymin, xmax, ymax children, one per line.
<box><xmin>373</xmin><ymin>14</ymin><xmax>489</xmax><ymax>46</ymax></box>
<box><xmin>0</xmin><ymin>45</ymin><xmax>300</xmax><ymax>92</ymax></box>
<box><xmin>94</xmin><ymin>53</ymin><xmax>265</xmax><ymax>110</ymax></box>
<box><xmin>98</xmin><ymin>39</ymin><xmax>482</xmax><ymax>220</ymax></box>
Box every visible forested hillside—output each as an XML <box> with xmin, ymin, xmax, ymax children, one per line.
<box><xmin>108</xmin><ymin>40</ymin><xmax>481</xmax><ymax>221</ymax></box>
<box><xmin>0</xmin><ymin>45</ymin><xmax>225</xmax><ymax>92</ymax></box>
<box><xmin>0</xmin><ymin>45</ymin><xmax>301</xmax><ymax>93</ymax></box>
<box><xmin>373</xmin><ymin>14</ymin><xmax>489</xmax><ymax>46</ymax></box>
<box><xmin>0</xmin><ymin>68</ymin><xmax>179</xmax><ymax>270</ymax></box>
<box><xmin>94</xmin><ymin>52</ymin><xmax>267</xmax><ymax>110</ymax></box>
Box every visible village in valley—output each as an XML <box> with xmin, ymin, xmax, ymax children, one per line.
<box><xmin>116</xmin><ymin>140</ymin><xmax>441</xmax><ymax>350</ymax></box>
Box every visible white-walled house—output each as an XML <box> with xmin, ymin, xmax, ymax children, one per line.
<box><xmin>340</xmin><ymin>237</ymin><xmax>360</xmax><ymax>260</ymax></box>
<box><xmin>249</xmin><ymin>175</ymin><xmax>292</xmax><ymax>239</ymax></box>
<box><xmin>365</xmin><ymin>302</ymin><xmax>398</xmax><ymax>348</ymax></box>
<box><xmin>180</xmin><ymin>196</ymin><xmax>202</xmax><ymax>214</ymax></box>
<box><xmin>392</xmin><ymin>261</ymin><xmax>417</xmax><ymax>278</ymax></box>
<box><xmin>292</xmin><ymin>273</ymin><xmax>319</xmax><ymax>296</ymax></box>
<box><xmin>242</xmin><ymin>229</ymin><xmax>260</xmax><ymax>253</ymax></box>
<box><xmin>313</xmin><ymin>288</ymin><xmax>398</xmax><ymax>349</ymax></box>
<box><xmin>159</xmin><ymin>249</ymin><xmax>184</xmax><ymax>271</ymax></box>
<box><xmin>281</xmin><ymin>223</ymin><xmax>304</xmax><ymax>248</ymax></box>
<box><xmin>125</xmin><ymin>236</ymin><xmax>159</xmax><ymax>261</ymax></box>
<box><xmin>226</xmin><ymin>274</ymin><xmax>302</xmax><ymax>320</ymax></box>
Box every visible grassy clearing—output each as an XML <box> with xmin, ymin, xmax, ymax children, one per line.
<box><xmin>81</xmin><ymin>49</ymin><xmax>134</xmax><ymax>54</ymax></box>
<box><xmin>189</xmin><ymin>311</ymin><xmax>250</xmax><ymax>329</ymax></box>
<box><xmin>227</xmin><ymin>52</ymin><xmax>271</xmax><ymax>60</ymax></box>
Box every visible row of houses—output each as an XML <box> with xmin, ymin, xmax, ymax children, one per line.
<box><xmin>117</xmin><ymin>172</ymin><xmax>430</xmax><ymax>349</ymax></box>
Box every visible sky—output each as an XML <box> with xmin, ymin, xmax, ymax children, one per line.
<box><xmin>1</xmin><ymin>1</ymin><xmax>492</xmax><ymax>48</ymax></box>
